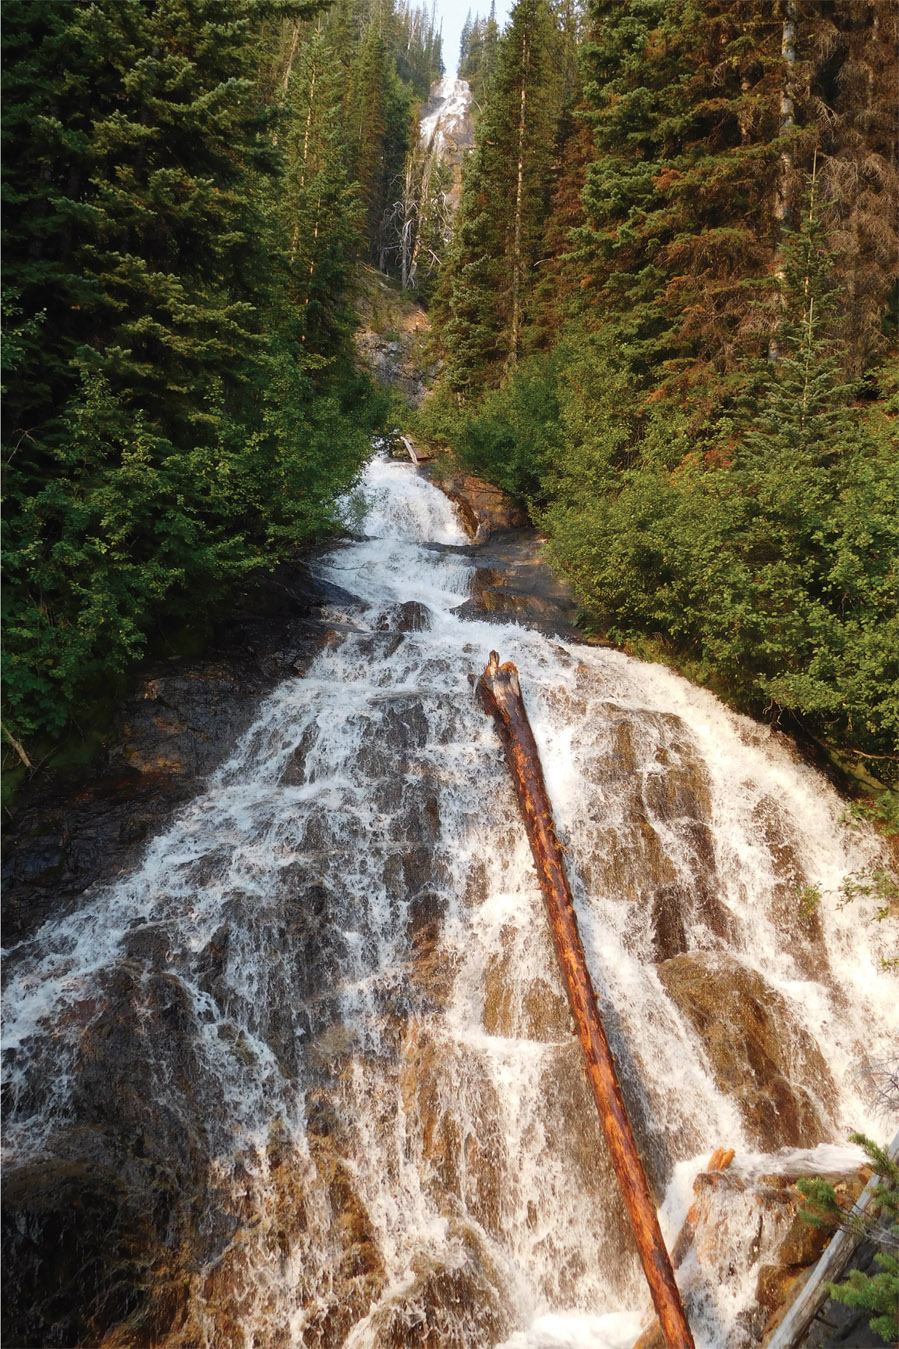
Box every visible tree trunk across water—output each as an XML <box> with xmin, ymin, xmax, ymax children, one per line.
<box><xmin>478</xmin><ymin>651</ymin><xmax>695</xmax><ymax>1349</ymax></box>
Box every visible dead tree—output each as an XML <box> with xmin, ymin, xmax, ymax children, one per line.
<box><xmin>478</xmin><ymin>652</ymin><xmax>694</xmax><ymax>1349</ymax></box>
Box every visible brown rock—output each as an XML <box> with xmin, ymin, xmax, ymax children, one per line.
<box><xmin>425</xmin><ymin>469</ymin><xmax>530</xmax><ymax>541</ymax></box>
<box><xmin>776</xmin><ymin>1209</ymin><xmax>834</xmax><ymax>1267</ymax></box>
<box><xmin>757</xmin><ymin>1261</ymin><xmax>804</xmax><ymax>1312</ymax></box>
<box><xmin>366</xmin><ymin>1227</ymin><xmax>513</xmax><ymax>1348</ymax></box>
<box><xmin>657</xmin><ymin>951</ymin><xmax>837</xmax><ymax>1148</ymax></box>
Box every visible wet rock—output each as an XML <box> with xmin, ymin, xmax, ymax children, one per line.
<box><xmin>424</xmin><ymin>469</ymin><xmax>530</xmax><ymax>541</ymax></box>
<box><xmin>575</xmin><ymin>708</ymin><xmax>736</xmax><ymax>948</ymax></box>
<box><xmin>756</xmin><ymin>1259</ymin><xmax>803</xmax><ymax>1313</ymax></box>
<box><xmin>650</xmin><ymin>883</ymin><xmax>690</xmax><ymax>961</ymax></box>
<box><xmin>450</xmin><ymin>530</ymin><xmax>582</xmax><ymax>641</ymax></box>
<box><xmin>1</xmin><ymin>959</ymin><xmax>239</xmax><ymax>1348</ymax></box>
<box><xmin>367</xmin><ymin>1238</ymin><xmax>513</xmax><ymax>1349</ymax></box>
<box><xmin>353</xmin><ymin>267</ymin><xmax>434</xmax><ymax>407</ymax></box>
<box><xmin>657</xmin><ymin>951</ymin><xmax>837</xmax><ymax>1148</ymax></box>
<box><xmin>747</xmin><ymin>1170</ymin><xmax>870</xmax><ymax>1341</ymax></box>
<box><xmin>752</xmin><ymin>794</ymin><xmax>830</xmax><ymax>980</ymax></box>
<box><xmin>2</xmin><ymin>556</ymin><xmax>355</xmax><ymax>950</ymax></box>
<box><xmin>482</xmin><ymin>927</ymin><xmax>570</xmax><ymax>1041</ymax></box>
<box><xmin>534</xmin><ymin>1045</ymin><xmax>645</xmax><ymax>1302</ymax></box>
<box><xmin>375</xmin><ymin>600</ymin><xmax>431</xmax><ymax>632</ymax></box>
<box><xmin>1</xmin><ymin>1161</ymin><xmax>146</xmax><ymax>1348</ymax></box>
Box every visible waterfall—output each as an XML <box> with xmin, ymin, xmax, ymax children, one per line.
<box><xmin>2</xmin><ymin>455</ymin><xmax>895</xmax><ymax>1349</ymax></box>
<box><xmin>419</xmin><ymin>76</ymin><xmax>474</xmax><ymax>159</ymax></box>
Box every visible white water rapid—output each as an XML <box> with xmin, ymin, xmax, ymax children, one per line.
<box><xmin>419</xmin><ymin>75</ymin><xmax>473</xmax><ymax>157</ymax></box>
<box><xmin>3</xmin><ymin>456</ymin><xmax>896</xmax><ymax>1348</ymax></box>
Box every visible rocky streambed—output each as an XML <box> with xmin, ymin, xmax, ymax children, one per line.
<box><xmin>2</xmin><ymin>461</ymin><xmax>893</xmax><ymax>1349</ymax></box>
<box><xmin>2</xmin><ymin>476</ymin><xmax>552</xmax><ymax>949</ymax></box>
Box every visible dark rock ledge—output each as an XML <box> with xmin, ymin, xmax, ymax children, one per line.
<box><xmin>2</xmin><ymin>556</ymin><xmax>360</xmax><ymax>950</ymax></box>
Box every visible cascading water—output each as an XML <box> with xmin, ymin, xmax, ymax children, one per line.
<box><xmin>2</xmin><ymin>455</ymin><xmax>895</xmax><ymax>1349</ymax></box>
<box><xmin>419</xmin><ymin>76</ymin><xmax>473</xmax><ymax>157</ymax></box>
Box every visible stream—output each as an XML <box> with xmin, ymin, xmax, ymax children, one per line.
<box><xmin>2</xmin><ymin>455</ymin><xmax>895</xmax><ymax>1349</ymax></box>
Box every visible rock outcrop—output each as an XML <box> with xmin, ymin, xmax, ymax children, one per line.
<box><xmin>353</xmin><ymin>267</ymin><xmax>434</xmax><ymax>406</ymax></box>
<box><xmin>657</xmin><ymin>951</ymin><xmax>838</xmax><ymax>1149</ymax></box>
<box><xmin>1</xmin><ymin>558</ymin><xmax>358</xmax><ymax>949</ymax></box>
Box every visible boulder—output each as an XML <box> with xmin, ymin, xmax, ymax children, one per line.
<box><xmin>657</xmin><ymin>951</ymin><xmax>837</xmax><ymax>1148</ymax></box>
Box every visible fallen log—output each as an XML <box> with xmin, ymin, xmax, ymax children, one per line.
<box><xmin>764</xmin><ymin>1128</ymin><xmax>899</xmax><ymax>1349</ymax></box>
<box><xmin>478</xmin><ymin>652</ymin><xmax>695</xmax><ymax>1349</ymax></box>
<box><xmin>400</xmin><ymin>435</ymin><xmax>419</xmax><ymax>465</ymax></box>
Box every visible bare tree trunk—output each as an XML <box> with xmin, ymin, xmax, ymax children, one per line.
<box><xmin>301</xmin><ymin>59</ymin><xmax>317</xmax><ymax>190</ymax></box>
<box><xmin>2</xmin><ymin>723</ymin><xmax>32</xmax><ymax>770</ymax></box>
<box><xmin>478</xmin><ymin>652</ymin><xmax>695</xmax><ymax>1349</ymax></box>
<box><xmin>508</xmin><ymin>33</ymin><xmax>529</xmax><ymax>371</ymax></box>
<box><xmin>282</xmin><ymin>21</ymin><xmax>301</xmax><ymax>91</ymax></box>
<box><xmin>769</xmin><ymin>0</ymin><xmax>798</xmax><ymax>363</ymax></box>
<box><xmin>633</xmin><ymin>1148</ymin><xmax>735</xmax><ymax>1349</ymax></box>
<box><xmin>299</xmin><ymin>214</ymin><xmax>320</xmax><ymax>340</ymax></box>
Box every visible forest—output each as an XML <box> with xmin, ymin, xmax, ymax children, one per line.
<box><xmin>421</xmin><ymin>0</ymin><xmax>899</xmax><ymax>803</ymax></box>
<box><xmin>3</xmin><ymin>0</ymin><xmax>898</xmax><ymax>807</ymax></box>
<box><xmin>2</xmin><ymin>0</ymin><xmax>442</xmax><ymax>758</ymax></box>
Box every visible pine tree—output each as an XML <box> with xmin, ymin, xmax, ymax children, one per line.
<box><xmin>809</xmin><ymin>1</ymin><xmax>899</xmax><ymax>375</ymax></box>
<box><xmin>281</xmin><ymin>24</ymin><xmax>361</xmax><ymax>353</ymax></box>
<box><xmin>459</xmin><ymin>10</ymin><xmax>474</xmax><ymax>69</ymax></box>
<box><xmin>799</xmin><ymin>1133</ymin><xmax>899</xmax><ymax>1344</ymax></box>
<box><xmin>1</xmin><ymin>0</ymin><xmax>378</xmax><ymax>745</ymax></box>
<box><xmin>577</xmin><ymin>0</ymin><xmax>898</xmax><ymax>405</ymax></box>
<box><xmin>442</xmin><ymin>0</ymin><xmax>564</xmax><ymax>393</ymax></box>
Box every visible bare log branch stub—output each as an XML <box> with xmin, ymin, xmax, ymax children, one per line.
<box><xmin>478</xmin><ymin>651</ymin><xmax>695</xmax><ymax>1349</ymax></box>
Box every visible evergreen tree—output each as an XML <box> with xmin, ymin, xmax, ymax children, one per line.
<box><xmin>329</xmin><ymin>0</ymin><xmax>441</xmax><ymax>269</ymax></box>
<box><xmin>1</xmin><ymin>0</ymin><xmax>381</xmax><ymax>746</ymax></box>
<box><xmin>799</xmin><ymin>1133</ymin><xmax>899</xmax><ymax>1344</ymax></box>
<box><xmin>808</xmin><ymin>1</ymin><xmax>899</xmax><ymax>376</ymax></box>
<box><xmin>442</xmin><ymin>0</ymin><xmax>565</xmax><ymax>393</ymax></box>
<box><xmin>459</xmin><ymin>3</ymin><xmax>500</xmax><ymax>100</ymax></box>
<box><xmin>281</xmin><ymin>22</ymin><xmax>362</xmax><ymax>352</ymax></box>
<box><xmin>459</xmin><ymin>10</ymin><xmax>473</xmax><ymax>70</ymax></box>
<box><xmin>577</xmin><ymin>0</ymin><xmax>898</xmax><ymax>404</ymax></box>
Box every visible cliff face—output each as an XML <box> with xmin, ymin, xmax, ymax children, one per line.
<box><xmin>352</xmin><ymin>266</ymin><xmax>434</xmax><ymax>406</ymax></box>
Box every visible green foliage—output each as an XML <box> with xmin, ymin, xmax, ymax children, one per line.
<box><xmin>429</xmin><ymin>1</ymin><xmax>898</xmax><ymax>792</ymax></box>
<box><xmin>443</xmin><ymin>178</ymin><xmax>899</xmax><ymax>778</ymax></box>
<box><xmin>799</xmin><ymin>1133</ymin><xmax>899</xmax><ymax>1344</ymax></box>
<box><xmin>324</xmin><ymin>0</ymin><xmax>443</xmax><ymax>270</ymax></box>
<box><xmin>1</xmin><ymin>0</ymin><xmax>400</xmax><ymax>751</ymax></box>
<box><xmin>450</xmin><ymin>349</ymin><xmax>565</xmax><ymax>501</ymax></box>
<box><xmin>459</xmin><ymin>2</ymin><xmax>500</xmax><ymax>100</ymax></box>
<box><xmin>796</xmin><ymin>867</ymin><xmax>897</xmax><ymax>968</ymax></box>
<box><xmin>440</xmin><ymin>0</ymin><xmax>573</xmax><ymax>394</ymax></box>
<box><xmin>846</xmin><ymin>792</ymin><xmax>899</xmax><ymax>836</ymax></box>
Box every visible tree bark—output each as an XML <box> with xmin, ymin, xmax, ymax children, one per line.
<box><xmin>769</xmin><ymin>0</ymin><xmax>798</xmax><ymax>364</ymax></box>
<box><xmin>478</xmin><ymin>652</ymin><xmax>695</xmax><ymax>1349</ymax></box>
<box><xmin>508</xmin><ymin>33</ymin><xmax>529</xmax><ymax>370</ymax></box>
<box><xmin>634</xmin><ymin>1148</ymin><xmax>735</xmax><ymax>1349</ymax></box>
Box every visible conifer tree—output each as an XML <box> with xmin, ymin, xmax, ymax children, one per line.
<box><xmin>799</xmin><ymin>1133</ymin><xmax>899</xmax><ymax>1344</ymax></box>
<box><xmin>1</xmin><ymin>0</ymin><xmax>380</xmax><ymax>745</ymax></box>
<box><xmin>459</xmin><ymin>10</ymin><xmax>473</xmax><ymax>69</ymax></box>
<box><xmin>442</xmin><ymin>0</ymin><xmax>564</xmax><ymax>393</ymax></box>
<box><xmin>577</xmin><ymin>0</ymin><xmax>898</xmax><ymax>403</ymax></box>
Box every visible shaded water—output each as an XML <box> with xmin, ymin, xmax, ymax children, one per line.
<box><xmin>2</xmin><ymin>457</ymin><xmax>895</xmax><ymax>1348</ymax></box>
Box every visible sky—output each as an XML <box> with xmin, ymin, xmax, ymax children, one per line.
<box><xmin>436</xmin><ymin>0</ymin><xmax>513</xmax><ymax>77</ymax></box>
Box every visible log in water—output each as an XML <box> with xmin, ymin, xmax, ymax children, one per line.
<box><xmin>479</xmin><ymin>651</ymin><xmax>694</xmax><ymax>1349</ymax></box>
